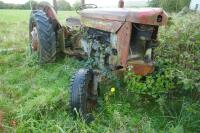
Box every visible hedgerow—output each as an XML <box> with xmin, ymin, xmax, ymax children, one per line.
<box><xmin>123</xmin><ymin>13</ymin><xmax>200</xmax><ymax>132</ymax></box>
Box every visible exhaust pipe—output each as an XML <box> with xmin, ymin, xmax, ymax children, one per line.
<box><xmin>53</xmin><ymin>0</ymin><xmax>58</xmax><ymax>13</ymax></box>
<box><xmin>118</xmin><ymin>0</ymin><xmax>124</xmax><ymax>8</ymax></box>
<box><xmin>81</xmin><ymin>0</ymin><xmax>85</xmax><ymax>6</ymax></box>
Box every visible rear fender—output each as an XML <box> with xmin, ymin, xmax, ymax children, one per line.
<box><xmin>31</xmin><ymin>2</ymin><xmax>61</xmax><ymax>27</ymax></box>
<box><xmin>45</xmin><ymin>6</ymin><xmax>61</xmax><ymax>27</ymax></box>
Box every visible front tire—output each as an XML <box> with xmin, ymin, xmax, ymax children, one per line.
<box><xmin>70</xmin><ymin>69</ymin><xmax>97</xmax><ymax>120</ymax></box>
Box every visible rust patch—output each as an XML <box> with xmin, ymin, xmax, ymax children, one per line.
<box><xmin>117</xmin><ymin>22</ymin><xmax>132</xmax><ymax>66</ymax></box>
<box><xmin>81</xmin><ymin>8</ymin><xmax>127</xmax><ymax>22</ymax></box>
<box><xmin>81</xmin><ymin>8</ymin><xmax>168</xmax><ymax>26</ymax></box>
<box><xmin>128</xmin><ymin>63</ymin><xmax>155</xmax><ymax>76</ymax></box>
<box><xmin>126</xmin><ymin>8</ymin><xmax>168</xmax><ymax>26</ymax></box>
<box><xmin>81</xmin><ymin>17</ymin><xmax>124</xmax><ymax>33</ymax></box>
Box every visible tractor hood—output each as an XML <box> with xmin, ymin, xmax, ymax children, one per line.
<box><xmin>80</xmin><ymin>8</ymin><xmax>168</xmax><ymax>32</ymax></box>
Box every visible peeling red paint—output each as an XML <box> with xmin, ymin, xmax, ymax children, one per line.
<box><xmin>81</xmin><ymin>8</ymin><xmax>168</xmax><ymax>26</ymax></box>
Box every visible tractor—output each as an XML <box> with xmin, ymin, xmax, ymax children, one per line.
<box><xmin>29</xmin><ymin>0</ymin><xmax>168</xmax><ymax>120</ymax></box>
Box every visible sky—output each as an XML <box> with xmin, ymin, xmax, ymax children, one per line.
<box><xmin>1</xmin><ymin>0</ymin><xmax>148</xmax><ymax>7</ymax></box>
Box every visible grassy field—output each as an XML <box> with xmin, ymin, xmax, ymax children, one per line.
<box><xmin>0</xmin><ymin>9</ymin><xmax>200</xmax><ymax>133</ymax></box>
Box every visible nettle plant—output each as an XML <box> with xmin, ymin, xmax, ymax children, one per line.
<box><xmin>124</xmin><ymin>64</ymin><xmax>175</xmax><ymax>98</ymax></box>
<box><xmin>124</xmin><ymin>13</ymin><xmax>200</xmax><ymax>98</ymax></box>
<box><xmin>157</xmin><ymin>13</ymin><xmax>200</xmax><ymax>92</ymax></box>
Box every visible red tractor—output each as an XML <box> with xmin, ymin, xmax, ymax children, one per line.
<box><xmin>29</xmin><ymin>0</ymin><xmax>168</xmax><ymax>119</ymax></box>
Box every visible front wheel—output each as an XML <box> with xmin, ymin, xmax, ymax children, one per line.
<box><xmin>70</xmin><ymin>69</ymin><xmax>97</xmax><ymax>120</ymax></box>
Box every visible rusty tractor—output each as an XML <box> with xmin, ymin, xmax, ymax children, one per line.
<box><xmin>29</xmin><ymin>0</ymin><xmax>168</xmax><ymax>119</ymax></box>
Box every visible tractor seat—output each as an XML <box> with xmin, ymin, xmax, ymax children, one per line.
<box><xmin>66</xmin><ymin>18</ymin><xmax>81</xmax><ymax>29</ymax></box>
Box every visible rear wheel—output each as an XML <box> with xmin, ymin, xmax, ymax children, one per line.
<box><xmin>70</xmin><ymin>69</ymin><xmax>97</xmax><ymax>121</ymax></box>
<box><xmin>29</xmin><ymin>10</ymin><xmax>56</xmax><ymax>63</ymax></box>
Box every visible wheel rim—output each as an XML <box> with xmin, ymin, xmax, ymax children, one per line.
<box><xmin>85</xmin><ymin>79</ymin><xmax>97</xmax><ymax>113</ymax></box>
<box><xmin>29</xmin><ymin>10</ymin><xmax>57</xmax><ymax>64</ymax></box>
<box><xmin>30</xmin><ymin>26</ymin><xmax>39</xmax><ymax>52</ymax></box>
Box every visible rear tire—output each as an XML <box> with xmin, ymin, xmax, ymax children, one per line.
<box><xmin>70</xmin><ymin>69</ymin><xmax>97</xmax><ymax>121</ymax></box>
<box><xmin>29</xmin><ymin>10</ymin><xmax>56</xmax><ymax>63</ymax></box>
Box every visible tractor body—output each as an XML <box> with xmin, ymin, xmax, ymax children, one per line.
<box><xmin>80</xmin><ymin>8</ymin><xmax>168</xmax><ymax>75</ymax></box>
<box><xmin>29</xmin><ymin>0</ymin><xmax>168</xmax><ymax>120</ymax></box>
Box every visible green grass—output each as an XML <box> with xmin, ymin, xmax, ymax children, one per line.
<box><xmin>0</xmin><ymin>10</ymin><xmax>77</xmax><ymax>49</ymax></box>
<box><xmin>0</xmin><ymin>10</ymin><xmax>199</xmax><ymax>133</ymax></box>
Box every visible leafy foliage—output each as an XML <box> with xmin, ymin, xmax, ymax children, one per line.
<box><xmin>57</xmin><ymin>0</ymin><xmax>72</xmax><ymax>11</ymax></box>
<box><xmin>72</xmin><ymin>0</ymin><xmax>81</xmax><ymax>10</ymax></box>
<box><xmin>0</xmin><ymin>1</ymin><xmax>24</xmax><ymax>9</ymax></box>
<box><xmin>157</xmin><ymin>13</ymin><xmax>200</xmax><ymax>92</ymax></box>
<box><xmin>148</xmin><ymin>0</ymin><xmax>191</xmax><ymax>12</ymax></box>
<box><xmin>125</xmin><ymin>13</ymin><xmax>200</xmax><ymax>96</ymax></box>
<box><xmin>0</xmin><ymin>10</ymin><xmax>200</xmax><ymax>133</ymax></box>
<box><xmin>124</xmin><ymin>67</ymin><xmax>175</xmax><ymax>98</ymax></box>
<box><xmin>23</xmin><ymin>0</ymin><xmax>38</xmax><ymax>10</ymax></box>
<box><xmin>0</xmin><ymin>0</ymin><xmax>72</xmax><ymax>10</ymax></box>
<box><xmin>123</xmin><ymin>13</ymin><xmax>200</xmax><ymax>132</ymax></box>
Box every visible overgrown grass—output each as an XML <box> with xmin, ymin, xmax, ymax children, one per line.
<box><xmin>0</xmin><ymin>10</ymin><xmax>199</xmax><ymax>132</ymax></box>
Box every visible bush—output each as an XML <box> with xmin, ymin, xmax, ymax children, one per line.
<box><xmin>149</xmin><ymin>0</ymin><xmax>191</xmax><ymax>12</ymax></box>
<box><xmin>157</xmin><ymin>13</ymin><xmax>200</xmax><ymax>92</ymax></box>
<box><xmin>0</xmin><ymin>0</ymin><xmax>72</xmax><ymax>10</ymax></box>
<box><xmin>57</xmin><ymin>0</ymin><xmax>71</xmax><ymax>11</ymax></box>
<box><xmin>124</xmin><ymin>13</ymin><xmax>200</xmax><ymax>97</ymax></box>
<box><xmin>123</xmin><ymin>13</ymin><xmax>200</xmax><ymax>132</ymax></box>
<box><xmin>72</xmin><ymin>1</ymin><xmax>81</xmax><ymax>10</ymax></box>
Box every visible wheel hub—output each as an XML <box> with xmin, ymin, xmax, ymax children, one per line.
<box><xmin>31</xmin><ymin>27</ymin><xmax>39</xmax><ymax>51</ymax></box>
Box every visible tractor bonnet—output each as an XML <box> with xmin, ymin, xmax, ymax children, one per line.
<box><xmin>81</xmin><ymin>8</ymin><xmax>168</xmax><ymax>32</ymax></box>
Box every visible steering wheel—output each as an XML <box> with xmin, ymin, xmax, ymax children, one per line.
<box><xmin>76</xmin><ymin>4</ymin><xmax>98</xmax><ymax>14</ymax></box>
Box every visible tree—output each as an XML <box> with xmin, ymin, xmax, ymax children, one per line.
<box><xmin>148</xmin><ymin>0</ymin><xmax>159</xmax><ymax>7</ymax></box>
<box><xmin>0</xmin><ymin>0</ymin><xmax>36</xmax><ymax>9</ymax></box>
<box><xmin>0</xmin><ymin>1</ymin><xmax>5</xmax><ymax>9</ymax></box>
<box><xmin>57</xmin><ymin>0</ymin><xmax>71</xmax><ymax>11</ymax></box>
<box><xmin>23</xmin><ymin>0</ymin><xmax>38</xmax><ymax>10</ymax></box>
<box><xmin>72</xmin><ymin>0</ymin><xmax>81</xmax><ymax>10</ymax></box>
<box><xmin>148</xmin><ymin>0</ymin><xmax>191</xmax><ymax>12</ymax></box>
